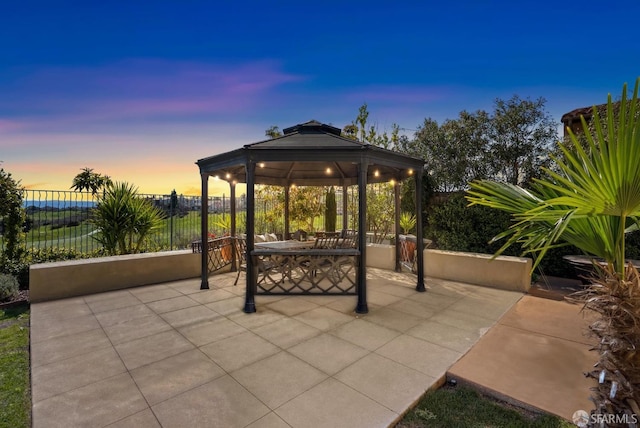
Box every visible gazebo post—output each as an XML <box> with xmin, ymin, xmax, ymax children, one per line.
<box><xmin>244</xmin><ymin>161</ymin><xmax>257</xmax><ymax>313</ymax></box>
<box><xmin>342</xmin><ymin>183</ymin><xmax>348</xmax><ymax>232</ymax></box>
<box><xmin>355</xmin><ymin>162</ymin><xmax>368</xmax><ymax>314</ymax></box>
<box><xmin>394</xmin><ymin>179</ymin><xmax>401</xmax><ymax>272</ymax></box>
<box><xmin>415</xmin><ymin>169</ymin><xmax>426</xmax><ymax>292</ymax></box>
<box><xmin>200</xmin><ymin>172</ymin><xmax>209</xmax><ymax>290</ymax></box>
<box><xmin>230</xmin><ymin>181</ymin><xmax>237</xmax><ymax>272</ymax></box>
<box><xmin>284</xmin><ymin>186</ymin><xmax>290</xmax><ymax>239</ymax></box>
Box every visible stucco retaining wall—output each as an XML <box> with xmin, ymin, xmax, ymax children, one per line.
<box><xmin>423</xmin><ymin>249</ymin><xmax>532</xmax><ymax>292</ymax></box>
<box><xmin>29</xmin><ymin>250</ymin><xmax>203</xmax><ymax>302</ymax></box>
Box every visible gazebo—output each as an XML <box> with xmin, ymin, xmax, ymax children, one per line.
<box><xmin>196</xmin><ymin>120</ymin><xmax>426</xmax><ymax>314</ymax></box>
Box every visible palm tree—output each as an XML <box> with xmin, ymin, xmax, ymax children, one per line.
<box><xmin>466</xmin><ymin>79</ymin><xmax>640</xmax><ymax>418</ymax></box>
<box><xmin>70</xmin><ymin>167</ymin><xmax>113</xmax><ymax>196</ymax></box>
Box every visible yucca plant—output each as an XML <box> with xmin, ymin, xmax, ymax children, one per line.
<box><xmin>92</xmin><ymin>182</ymin><xmax>164</xmax><ymax>255</ymax></box>
<box><xmin>400</xmin><ymin>212</ymin><xmax>417</xmax><ymax>235</ymax></box>
<box><xmin>466</xmin><ymin>79</ymin><xmax>640</xmax><ymax>420</ymax></box>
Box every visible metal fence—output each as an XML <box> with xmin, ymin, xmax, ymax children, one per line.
<box><xmin>1</xmin><ymin>187</ymin><xmax>379</xmax><ymax>255</ymax></box>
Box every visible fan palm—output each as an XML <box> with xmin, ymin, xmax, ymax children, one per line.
<box><xmin>467</xmin><ymin>79</ymin><xmax>640</xmax><ymax>418</ymax></box>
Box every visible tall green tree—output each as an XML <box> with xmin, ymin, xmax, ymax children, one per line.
<box><xmin>325</xmin><ymin>187</ymin><xmax>337</xmax><ymax>232</ymax></box>
<box><xmin>488</xmin><ymin>95</ymin><xmax>557</xmax><ymax>186</ymax></box>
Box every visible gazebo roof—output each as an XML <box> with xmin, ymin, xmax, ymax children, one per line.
<box><xmin>196</xmin><ymin>120</ymin><xmax>424</xmax><ymax>186</ymax></box>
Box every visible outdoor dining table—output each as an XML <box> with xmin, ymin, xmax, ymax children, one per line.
<box><xmin>255</xmin><ymin>240</ymin><xmax>316</xmax><ymax>250</ymax></box>
<box><xmin>251</xmin><ymin>239</ymin><xmax>358</xmax><ymax>293</ymax></box>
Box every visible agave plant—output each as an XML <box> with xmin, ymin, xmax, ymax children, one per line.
<box><xmin>467</xmin><ymin>79</ymin><xmax>640</xmax><ymax>418</ymax></box>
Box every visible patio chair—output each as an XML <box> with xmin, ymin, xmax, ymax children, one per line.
<box><xmin>234</xmin><ymin>237</ymin><xmax>285</xmax><ymax>286</ymax></box>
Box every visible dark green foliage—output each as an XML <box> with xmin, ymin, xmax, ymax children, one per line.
<box><xmin>398</xmin><ymin>386</ymin><xmax>571</xmax><ymax>428</ymax></box>
<box><xmin>325</xmin><ymin>187</ymin><xmax>337</xmax><ymax>232</ymax></box>
<box><xmin>401</xmin><ymin>173</ymin><xmax>435</xmax><ymax>215</ymax></box>
<box><xmin>0</xmin><ymin>274</ymin><xmax>19</xmax><ymax>301</ymax></box>
<box><xmin>428</xmin><ymin>193</ymin><xmax>522</xmax><ymax>256</ymax></box>
<box><xmin>0</xmin><ymin>169</ymin><xmax>26</xmax><ymax>267</ymax></box>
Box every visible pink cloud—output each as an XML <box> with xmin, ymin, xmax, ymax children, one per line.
<box><xmin>0</xmin><ymin>59</ymin><xmax>305</xmax><ymax>132</ymax></box>
<box><xmin>0</xmin><ymin>119</ymin><xmax>25</xmax><ymax>132</ymax></box>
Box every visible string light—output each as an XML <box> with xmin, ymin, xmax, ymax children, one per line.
<box><xmin>326</xmin><ymin>167</ymin><xmax>332</xmax><ymax>174</ymax></box>
<box><xmin>225</xmin><ymin>173</ymin><xmax>231</xmax><ymax>179</ymax></box>
<box><xmin>408</xmin><ymin>169</ymin><xmax>414</xmax><ymax>175</ymax></box>
<box><xmin>258</xmin><ymin>162</ymin><xmax>265</xmax><ymax>168</ymax></box>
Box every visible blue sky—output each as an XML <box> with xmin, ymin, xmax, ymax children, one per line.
<box><xmin>1</xmin><ymin>0</ymin><xmax>639</xmax><ymax>195</ymax></box>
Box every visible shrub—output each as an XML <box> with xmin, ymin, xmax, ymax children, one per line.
<box><xmin>0</xmin><ymin>274</ymin><xmax>19</xmax><ymax>301</ymax></box>
<box><xmin>428</xmin><ymin>193</ymin><xmax>522</xmax><ymax>256</ymax></box>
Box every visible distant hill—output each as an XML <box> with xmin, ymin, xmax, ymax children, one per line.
<box><xmin>23</xmin><ymin>200</ymin><xmax>97</xmax><ymax>209</ymax></box>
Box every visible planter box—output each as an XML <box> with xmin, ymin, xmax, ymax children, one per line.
<box><xmin>30</xmin><ymin>250</ymin><xmax>202</xmax><ymax>302</ymax></box>
<box><xmin>423</xmin><ymin>249</ymin><xmax>532</xmax><ymax>292</ymax></box>
<box><xmin>366</xmin><ymin>243</ymin><xmax>396</xmax><ymax>270</ymax></box>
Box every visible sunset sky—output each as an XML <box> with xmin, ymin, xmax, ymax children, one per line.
<box><xmin>2</xmin><ymin>1</ymin><xmax>639</xmax><ymax>197</ymax></box>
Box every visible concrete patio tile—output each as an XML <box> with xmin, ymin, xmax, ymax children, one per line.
<box><xmin>367</xmin><ymin>290</ymin><xmax>404</xmax><ymax>306</ymax></box>
<box><xmin>83</xmin><ymin>289</ymin><xmax>136</xmax><ymax>302</ymax></box>
<box><xmin>128</xmin><ymin>286</ymin><xmax>183</xmax><ymax>303</ymax></box>
<box><xmin>103</xmin><ymin>314</ymin><xmax>172</xmax><ymax>345</ymax></box>
<box><xmin>115</xmin><ymin>330</ymin><xmax>195</xmax><ymax>370</ymax></box>
<box><xmin>30</xmin><ymin>313</ymin><xmax>101</xmax><ymax>343</ymax></box>
<box><xmin>252</xmin><ymin>317</ymin><xmax>321</xmax><ymax>349</ymax></box>
<box><xmin>288</xmin><ymin>333</ymin><xmax>369</xmax><ymax>375</ymax></box>
<box><xmin>498</xmin><ymin>295</ymin><xmax>594</xmax><ymax>345</ymax></box>
<box><xmin>205</xmin><ymin>296</ymin><xmax>245</xmax><ymax>316</ymax></box>
<box><xmin>105</xmin><ymin>409</ymin><xmax>161</xmax><ymax>428</ymax></box>
<box><xmin>228</xmin><ymin>308</ymin><xmax>286</xmax><ymax>329</ymax></box>
<box><xmin>146</xmin><ymin>295</ymin><xmax>199</xmax><ymax>314</ymax></box>
<box><xmin>429</xmin><ymin>309</ymin><xmax>496</xmax><ymax>333</ymax></box>
<box><xmin>245</xmin><ymin>412</ymin><xmax>291</xmax><ymax>428</ymax></box>
<box><xmin>324</xmin><ymin>296</ymin><xmax>360</xmax><ymax>313</ymax></box>
<box><xmin>293</xmin><ymin>306</ymin><xmax>355</xmax><ymax>331</ymax></box>
<box><xmin>95</xmin><ymin>303</ymin><xmax>156</xmax><ymax>327</ymax></box>
<box><xmin>330</xmin><ymin>319</ymin><xmax>400</xmax><ymax>351</ymax></box>
<box><xmin>388</xmin><ymin>298</ymin><xmax>435</xmax><ymax>319</ymax></box>
<box><xmin>200</xmin><ymin>331</ymin><xmax>280</xmax><ymax>372</ymax></box>
<box><xmin>165</xmin><ymin>278</ymin><xmax>202</xmax><ymax>295</ymax></box>
<box><xmin>85</xmin><ymin>292</ymin><xmax>142</xmax><ymax>314</ymax></box>
<box><xmin>374</xmin><ymin>283</ymin><xmax>418</xmax><ymax>298</ymax></box>
<box><xmin>335</xmin><ymin>353</ymin><xmax>435</xmax><ymax>413</ymax></box>
<box><xmin>31</xmin><ymin>328</ymin><xmax>112</xmax><ymax>367</ymax></box>
<box><xmin>406</xmin><ymin>319</ymin><xmax>482</xmax><ymax>352</ymax></box>
<box><xmin>159</xmin><ymin>304</ymin><xmax>220</xmax><ymax>328</ymax></box>
<box><xmin>31</xmin><ymin>297</ymin><xmax>92</xmax><ymax>324</ymax></box>
<box><xmin>32</xmin><ymin>373</ymin><xmax>147</xmax><ymax>428</ymax></box>
<box><xmin>408</xmin><ymin>290</ymin><xmax>460</xmax><ymax>311</ymax></box>
<box><xmin>188</xmin><ymin>288</ymin><xmax>236</xmax><ymax>304</ymax></box>
<box><xmin>363</xmin><ymin>307</ymin><xmax>423</xmax><ymax>332</ymax></box>
<box><xmin>178</xmin><ymin>317</ymin><xmax>247</xmax><ymax>347</ymax></box>
<box><xmin>425</xmin><ymin>279</ymin><xmax>474</xmax><ymax>298</ymax></box>
<box><xmin>448</xmin><ymin>323</ymin><xmax>595</xmax><ymax>421</ymax></box>
<box><xmin>232</xmin><ymin>351</ymin><xmax>327</xmax><ymax>409</ymax></box>
<box><xmin>130</xmin><ymin>349</ymin><xmax>225</xmax><ymax>405</ymax></box>
<box><xmin>266</xmin><ymin>297</ymin><xmax>320</xmax><ymax>316</ymax></box>
<box><xmin>276</xmin><ymin>378</ymin><xmax>398</xmax><ymax>428</ymax></box>
<box><xmin>297</xmin><ymin>294</ymin><xmax>341</xmax><ymax>305</ymax></box>
<box><xmin>376</xmin><ymin>334</ymin><xmax>462</xmax><ymax>379</ymax></box>
<box><xmin>447</xmin><ymin>294</ymin><xmax>518</xmax><ymax>321</ymax></box>
<box><xmin>152</xmin><ymin>375</ymin><xmax>269</xmax><ymax>428</ymax></box>
<box><xmin>31</xmin><ymin>347</ymin><xmax>126</xmax><ymax>403</ymax></box>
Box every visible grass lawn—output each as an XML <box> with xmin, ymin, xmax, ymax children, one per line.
<box><xmin>0</xmin><ymin>304</ymin><xmax>30</xmax><ymax>428</ymax></box>
<box><xmin>398</xmin><ymin>384</ymin><xmax>573</xmax><ymax>428</ymax></box>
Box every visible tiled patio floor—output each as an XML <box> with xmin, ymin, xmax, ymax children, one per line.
<box><xmin>30</xmin><ymin>268</ymin><xmax>523</xmax><ymax>428</ymax></box>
